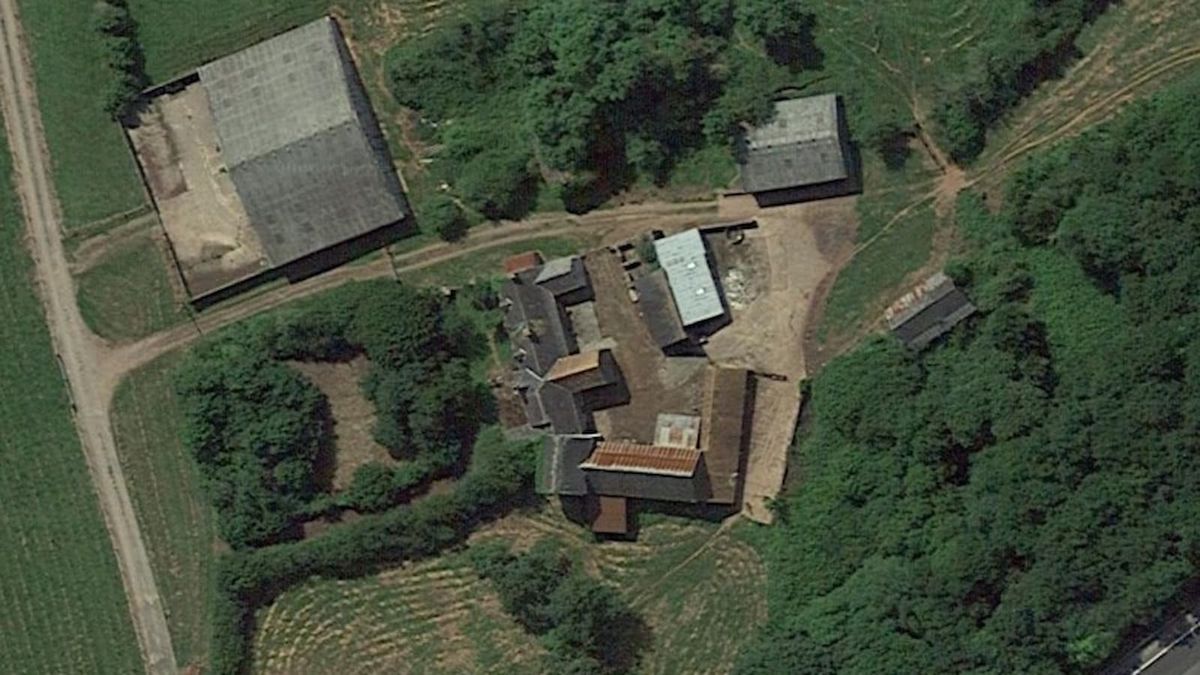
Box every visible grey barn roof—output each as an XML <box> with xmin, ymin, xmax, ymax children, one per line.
<box><xmin>501</xmin><ymin>281</ymin><xmax>576</xmax><ymax>376</ymax></box>
<box><xmin>537</xmin><ymin>436</ymin><xmax>595</xmax><ymax>496</ymax></box>
<box><xmin>199</xmin><ymin>17</ymin><xmax>407</xmax><ymax>266</ymax></box>
<box><xmin>739</xmin><ymin>94</ymin><xmax>849</xmax><ymax>194</ymax></box>
<box><xmin>885</xmin><ymin>273</ymin><xmax>977</xmax><ymax>350</ymax></box>
<box><xmin>635</xmin><ymin>270</ymin><xmax>689</xmax><ymax>348</ymax></box>
<box><xmin>654</xmin><ymin>229</ymin><xmax>725</xmax><ymax>327</ymax></box>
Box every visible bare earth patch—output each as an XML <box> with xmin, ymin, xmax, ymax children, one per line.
<box><xmin>289</xmin><ymin>357</ymin><xmax>391</xmax><ymax>490</ymax></box>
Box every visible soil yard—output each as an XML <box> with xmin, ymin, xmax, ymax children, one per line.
<box><xmin>251</xmin><ymin>507</ymin><xmax>766</xmax><ymax>675</ymax></box>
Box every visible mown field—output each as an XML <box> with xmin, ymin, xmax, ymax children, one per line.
<box><xmin>111</xmin><ymin>353</ymin><xmax>220</xmax><ymax>672</ymax></box>
<box><xmin>252</xmin><ymin>509</ymin><xmax>766</xmax><ymax>675</ymax></box>
<box><xmin>18</xmin><ymin>0</ymin><xmax>147</xmax><ymax>230</ymax></box>
<box><xmin>0</xmin><ymin>135</ymin><xmax>142</xmax><ymax>671</ymax></box>
<box><xmin>75</xmin><ymin>232</ymin><xmax>190</xmax><ymax>342</ymax></box>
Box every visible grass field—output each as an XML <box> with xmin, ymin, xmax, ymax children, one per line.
<box><xmin>397</xmin><ymin>236</ymin><xmax>585</xmax><ymax>287</ymax></box>
<box><xmin>18</xmin><ymin>0</ymin><xmax>147</xmax><ymax>230</ymax></box>
<box><xmin>76</xmin><ymin>234</ymin><xmax>190</xmax><ymax>342</ymax></box>
<box><xmin>111</xmin><ymin>352</ymin><xmax>220</xmax><ymax>672</ymax></box>
<box><xmin>252</xmin><ymin>508</ymin><xmax>766</xmax><ymax>674</ymax></box>
<box><xmin>0</xmin><ymin>135</ymin><xmax>143</xmax><ymax>671</ymax></box>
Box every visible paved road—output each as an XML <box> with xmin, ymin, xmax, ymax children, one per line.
<box><xmin>0</xmin><ymin>2</ymin><xmax>175</xmax><ymax>673</ymax></box>
<box><xmin>1143</xmin><ymin>641</ymin><xmax>1200</xmax><ymax>675</ymax></box>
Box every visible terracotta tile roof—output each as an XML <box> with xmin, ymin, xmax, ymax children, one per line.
<box><xmin>546</xmin><ymin>350</ymin><xmax>602</xmax><ymax>382</ymax></box>
<box><xmin>581</xmin><ymin>441</ymin><xmax>701</xmax><ymax>477</ymax></box>
<box><xmin>504</xmin><ymin>251</ymin><xmax>544</xmax><ymax>276</ymax></box>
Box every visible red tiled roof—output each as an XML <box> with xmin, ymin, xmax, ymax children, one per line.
<box><xmin>504</xmin><ymin>251</ymin><xmax>544</xmax><ymax>276</ymax></box>
<box><xmin>580</xmin><ymin>441</ymin><xmax>701</xmax><ymax>477</ymax></box>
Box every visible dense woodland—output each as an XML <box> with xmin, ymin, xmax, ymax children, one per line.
<box><xmin>387</xmin><ymin>0</ymin><xmax>817</xmax><ymax>218</ymax></box>
<box><xmin>738</xmin><ymin>77</ymin><xmax>1200</xmax><ymax>673</ymax></box>
<box><xmin>175</xmin><ymin>281</ymin><xmax>491</xmax><ymax>548</ymax></box>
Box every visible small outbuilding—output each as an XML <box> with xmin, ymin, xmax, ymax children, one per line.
<box><xmin>885</xmin><ymin>272</ymin><xmax>976</xmax><ymax>350</ymax></box>
<box><xmin>738</xmin><ymin>94</ymin><xmax>854</xmax><ymax>206</ymax></box>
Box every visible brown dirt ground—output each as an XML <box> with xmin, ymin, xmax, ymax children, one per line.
<box><xmin>288</xmin><ymin>357</ymin><xmax>391</xmax><ymax>490</ymax></box>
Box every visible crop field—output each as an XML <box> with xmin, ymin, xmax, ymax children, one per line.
<box><xmin>18</xmin><ymin>0</ymin><xmax>147</xmax><ymax>230</ymax></box>
<box><xmin>0</xmin><ymin>134</ymin><xmax>142</xmax><ymax>670</ymax></box>
<box><xmin>253</xmin><ymin>508</ymin><xmax>766</xmax><ymax>675</ymax></box>
<box><xmin>76</xmin><ymin>233</ymin><xmax>190</xmax><ymax>342</ymax></box>
<box><xmin>111</xmin><ymin>352</ymin><xmax>220</xmax><ymax>671</ymax></box>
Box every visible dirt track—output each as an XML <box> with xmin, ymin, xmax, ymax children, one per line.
<box><xmin>0</xmin><ymin>2</ymin><xmax>176</xmax><ymax>673</ymax></box>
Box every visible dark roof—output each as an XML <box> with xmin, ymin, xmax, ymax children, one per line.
<box><xmin>635</xmin><ymin>270</ymin><xmax>689</xmax><ymax>348</ymax></box>
<box><xmin>739</xmin><ymin>95</ymin><xmax>849</xmax><ymax>194</ymax></box>
<box><xmin>700</xmin><ymin>367</ymin><xmax>749</xmax><ymax>505</ymax></box>
<box><xmin>502</xmin><ymin>281</ymin><xmax>576</xmax><ymax>375</ymax></box>
<box><xmin>885</xmin><ymin>273</ymin><xmax>976</xmax><ymax>350</ymax></box>
<box><xmin>539</xmin><ymin>382</ymin><xmax>592</xmax><ymax>435</ymax></box>
<box><xmin>535</xmin><ymin>257</ymin><xmax>592</xmax><ymax>302</ymax></box>
<box><xmin>582</xmin><ymin>464</ymin><xmax>704</xmax><ymax>503</ymax></box>
<box><xmin>200</xmin><ymin>18</ymin><xmax>408</xmax><ymax>266</ymax></box>
<box><xmin>537</xmin><ymin>435</ymin><xmax>595</xmax><ymax>496</ymax></box>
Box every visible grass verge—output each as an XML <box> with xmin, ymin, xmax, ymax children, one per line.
<box><xmin>111</xmin><ymin>352</ymin><xmax>220</xmax><ymax>672</ymax></box>
<box><xmin>18</xmin><ymin>0</ymin><xmax>146</xmax><ymax>229</ymax></box>
<box><xmin>397</xmin><ymin>236</ymin><xmax>584</xmax><ymax>287</ymax></box>
<box><xmin>76</xmin><ymin>234</ymin><xmax>190</xmax><ymax>342</ymax></box>
<box><xmin>0</xmin><ymin>131</ymin><xmax>142</xmax><ymax>672</ymax></box>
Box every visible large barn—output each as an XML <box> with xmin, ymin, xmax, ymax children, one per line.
<box><xmin>127</xmin><ymin>17</ymin><xmax>409</xmax><ymax>303</ymax></box>
<box><xmin>737</xmin><ymin>94</ymin><xmax>854</xmax><ymax>206</ymax></box>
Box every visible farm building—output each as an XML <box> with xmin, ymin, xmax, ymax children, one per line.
<box><xmin>635</xmin><ymin>270</ymin><xmax>691</xmax><ymax>352</ymax></box>
<box><xmin>885</xmin><ymin>272</ymin><xmax>977</xmax><ymax>350</ymax></box>
<box><xmin>738</xmin><ymin>94</ymin><xmax>854</xmax><ymax>206</ymax></box>
<box><xmin>126</xmin><ymin>17</ymin><xmax>409</xmax><ymax>304</ymax></box>
<box><xmin>653</xmin><ymin>229</ymin><xmax>728</xmax><ymax>332</ymax></box>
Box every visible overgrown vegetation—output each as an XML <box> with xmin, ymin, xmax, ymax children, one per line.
<box><xmin>470</xmin><ymin>540</ymin><xmax>648</xmax><ymax>673</ymax></box>
<box><xmin>92</xmin><ymin>0</ymin><xmax>149</xmax><ymax>119</ymax></box>
<box><xmin>740</xmin><ymin>76</ymin><xmax>1200</xmax><ymax>674</ymax></box>
<box><xmin>386</xmin><ymin>0</ymin><xmax>819</xmax><ymax>219</ymax></box>
<box><xmin>933</xmin><ymin>0</ymin><xmax>1113</xmax><ymax>163</ymax></box>
<box><xmin>176</xmin><ymin>281</ymin><xmax>491</xmax><ymax>549</ymax></box>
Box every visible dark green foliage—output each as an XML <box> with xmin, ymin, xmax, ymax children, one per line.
<box><xmin>93</xmin><ymin>0</ymin><xmax>147</xmax><ymax>119</ymax></box>
<box><xmin>422</xmin><ymin>193</ymin><xmax>469</xmax><ymax>242</ymax></box>
<box><xmin>470</xmin><ymin>539</ymin><xmax>647</xmax><ymax>673</ymax></box>
<box><xmin>386</xmin><ymin>0</ymin><xmax>820</xmax><ymax>213</ymax></box>
<box><xmin>175</xmin><ymin>337</ymin><xmax>328</xmax><ymax>549</ymax></box>
<box><xmin>207</xmin><ymin>428</ymin><xmax>538</xmax><ymax>675</ymax></box>
<box><xmin>933</xmin><ymin>0</ymin><xmax>1114</xmax><ymax>163</ymax></box>
<box><xmin>739</xmin><ymin>76</ymin><xmax>1200</xmax><ymax>674</ymax></box>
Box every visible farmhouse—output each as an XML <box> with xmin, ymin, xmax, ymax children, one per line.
<box><xmin>502</xmin><ymin>232</ymin><xmax>771</xmax><ymax>535</ymax></box>
<box><xmin>126</xmin><ymin>17</ymin><xmax>409</xmax><ymax>304</ymax></box>
<box><xmin>885</xmin><ymin>272</ymin><xmax>977</xmax><ymax>350</ymax></box>
<box><xmin>738</xmin><ymin>94</ymin><xmax>854</xmax><ymax>206</ymax></box>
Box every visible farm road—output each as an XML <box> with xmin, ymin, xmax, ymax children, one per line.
<box><xmin>0</xmin><ymin>1</ymin><xmax>176</xmax><ymax>673</ymax></box>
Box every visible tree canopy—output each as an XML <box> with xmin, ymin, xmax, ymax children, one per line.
<box><xmin>739</xmin><ymin>75</ymin><xmax>1200</xmax><ymax>674</ymax></box>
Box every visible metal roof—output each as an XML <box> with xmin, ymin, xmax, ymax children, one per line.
<box><xmin>654</xmin><ymin>230</ymin><xmax>724</xmax><ymax>327</ymax></box>
<box><xmin>739</xmin><ymin>95</ymin><xmax>849</xmax><ymax>194</ymax></box>
<box><xmin>700</xmin><ymin>367</ymin><xmax>749</xmax><ymax>505</ymax></box>
<box><xmin>535</xmin><ymin>256</ymin><xmax>576</xmax><ymax>283</ymax></box>
<box><xmin>655</xmin><ymin>413</ymin><xmax>701</xmax><ymax>449</ymax></box>
<box><xmin>199</xmin><ymin>17</ymin><xmax>408</xmax><ymax>266</ymax></box>
<box><xmin>885</xmin><ymin>273</ymin><xmax>976</xmax><ymax>350</ymax></box>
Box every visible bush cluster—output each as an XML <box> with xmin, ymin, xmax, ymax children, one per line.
<box><xmin>933</xmin><ymin>0</ymin><xmax>1113</xmax><ymax>163</ymax></box>
<box><xmin>470</xmin><ymin>540</ymin><xmax>647</xmax><ymax>673</ymax></box>
<box><xmin>92</xmin><ymin>0</ymin><xmax>148</xmax><ymax>119</ymax></box>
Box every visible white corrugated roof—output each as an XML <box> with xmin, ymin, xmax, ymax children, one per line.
<box><xmin>654</xmin><ymin>229</ymin><xmax>724</xmax><ymax>326</ymax></box>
